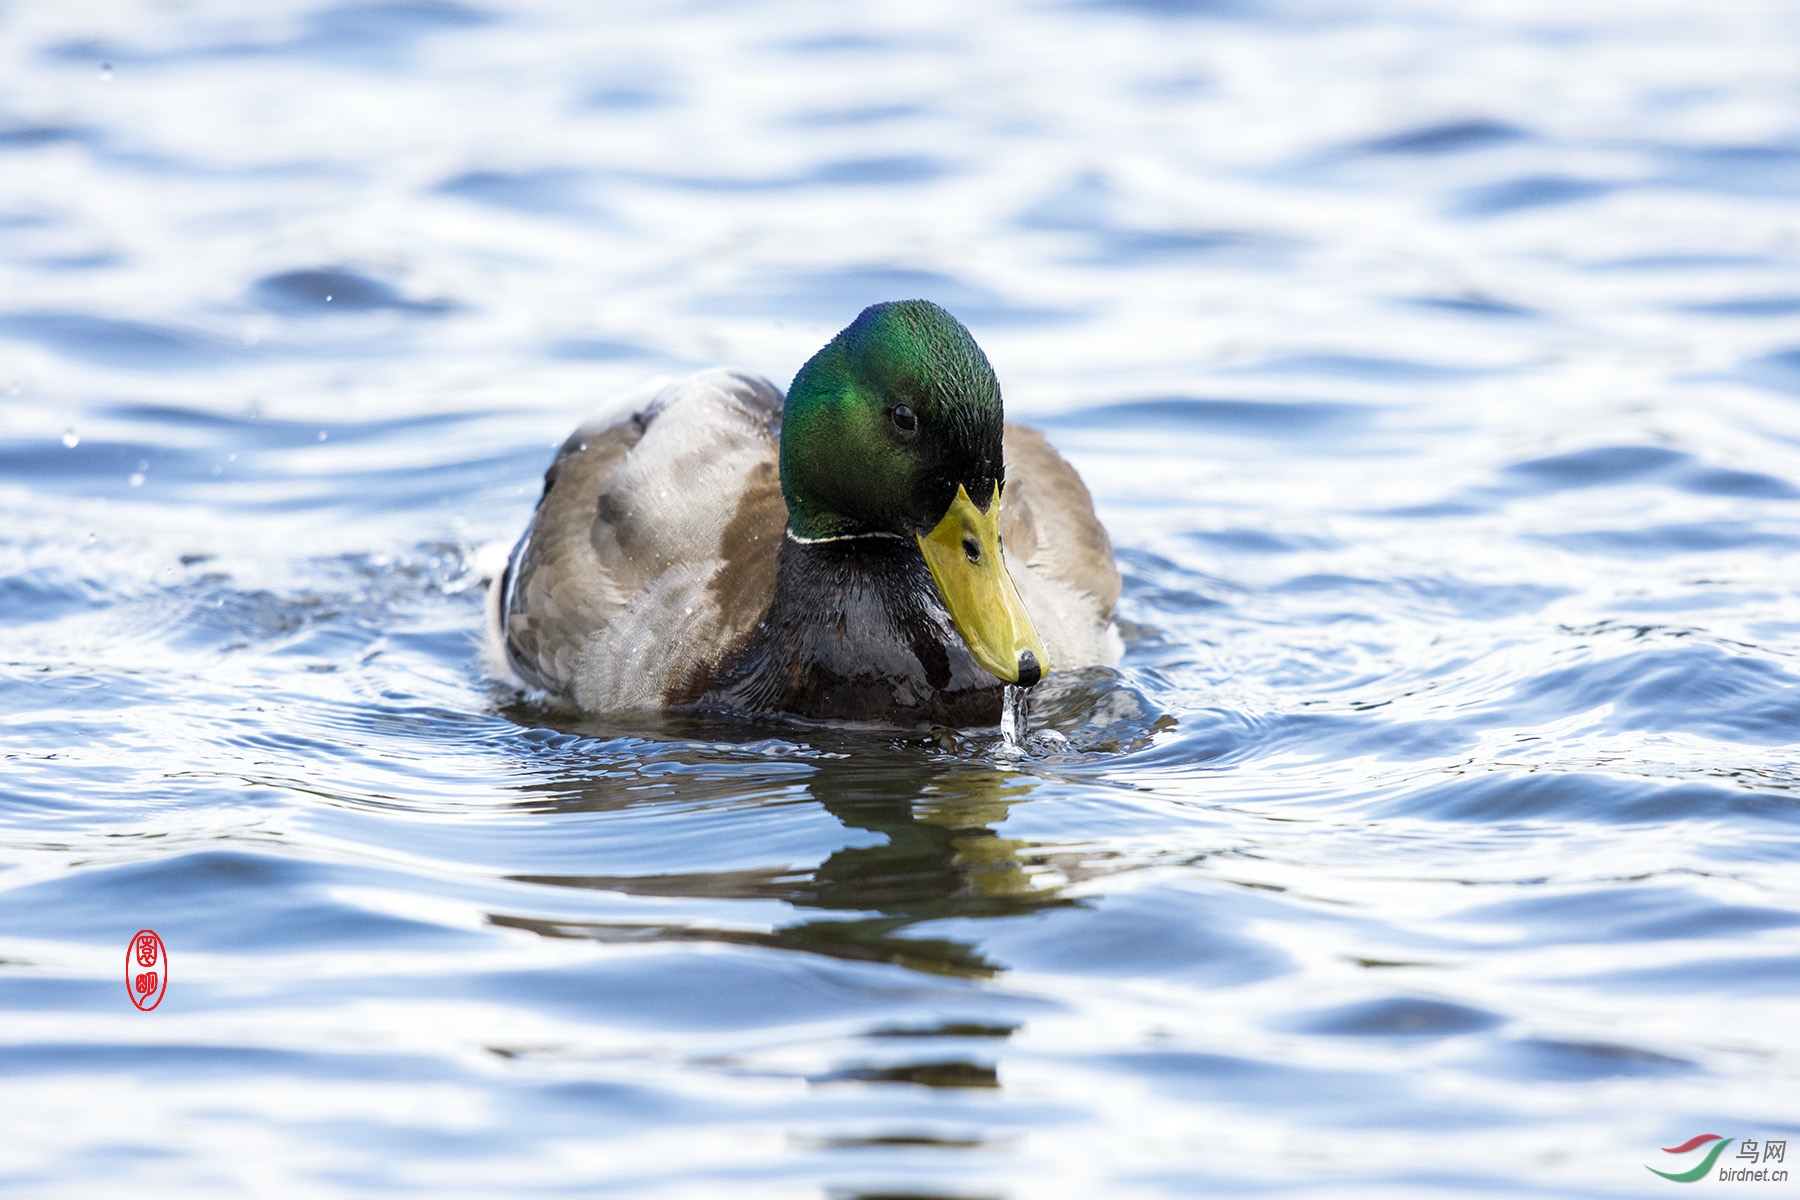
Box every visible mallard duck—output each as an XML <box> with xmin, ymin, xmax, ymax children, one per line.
<box><xmin>488</xmin><ymin>300</ymin><xmax>1120</xmax><ymax>725</ymax></box>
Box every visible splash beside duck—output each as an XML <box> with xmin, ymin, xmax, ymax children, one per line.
<box><xmin>488</xmin><ymin>300</ymin><xmax>1120</xmax><ymax>726</ymax></box>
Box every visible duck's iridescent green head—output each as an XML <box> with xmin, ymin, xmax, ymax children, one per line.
<box><xmin>780</xmin><ymin>299</ymin><xmax>1003</xmax><ymax>541</ymax></box>
<box><xmin>781</xmin><ymin>300</ymin><xmax>1046</xmax><ymax>687</ymax></box>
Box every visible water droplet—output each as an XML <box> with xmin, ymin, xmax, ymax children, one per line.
<box><xmin>998</xmin><ymin>684</ymin><xmax>1027</xmax><ymax>755</ymax></box>
<box><xmin>98</xmin><ymin>62</ymin><xmax>113</xmax><ymax>82</ymax></box>
<box><xmin>128</xmin><ymin>473</ymin><xmax>145</xmax><ymax>487</ymax></box>
<box><xmin>324</xmin><ymin>294</ymin><xmax>333</xmax><ymax>302</ymax></box>
<box><xmin>318</xmin><ymin>431</ymin><xmax>328</xmax><ymax>441</ymax></box>
<box><xmin>62</xmin><ymin>429</ymin><xmax>79</xmax><ymax>448</ymax></box>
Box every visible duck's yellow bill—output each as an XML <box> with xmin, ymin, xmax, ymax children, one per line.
<box><xmin>917</xmin><ymin>483</ymin><xmax>1048</xmax><ymax>686</ymax></box>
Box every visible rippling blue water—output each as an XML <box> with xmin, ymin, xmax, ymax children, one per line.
<box><xmin>4</xmin><ymin>1</ymin><xmax>1799</xmax><ymax>1195</ymax></box>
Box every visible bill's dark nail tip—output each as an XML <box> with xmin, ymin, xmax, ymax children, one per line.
<box><xmin>1017</xmin><ymin>651</ymin><xmax>1041</xmax><ymax>688</ymax></box>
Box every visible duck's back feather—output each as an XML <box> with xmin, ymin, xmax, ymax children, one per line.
<box><xmin>1001</xmin><ymin>423</ymin><xmax>1123</xmax><ymax>671</ymax></box>
<box><xmin>496</xmin><ymin>368</ymin><xmax>784</xmax><ymax>710</ymax></box>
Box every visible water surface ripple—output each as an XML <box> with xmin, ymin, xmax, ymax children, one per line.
<box><xmin>2</xmin><ymin>0</ymin><xmax>1798</xmax><ymax>1196</ymax></box>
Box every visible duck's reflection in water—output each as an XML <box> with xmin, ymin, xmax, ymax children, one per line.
<box><xmin>491</xmin><ymin>730</ymin><xmax>1072</xmax><ymax>980</ymax></box>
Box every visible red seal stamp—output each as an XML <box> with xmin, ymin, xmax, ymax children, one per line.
<box><xmin>127</xmin><ymin>929</ymin><xmax>166</xmax><ymax>1011</ymax></box>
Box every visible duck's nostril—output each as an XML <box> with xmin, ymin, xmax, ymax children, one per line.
<box><xmin>1016</xmin><ymin>650</ymin><xmax>1041</xmax><ymax>687</ymax></box>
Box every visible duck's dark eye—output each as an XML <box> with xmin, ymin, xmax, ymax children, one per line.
<box><xmin>891</xmin><ymin>404</ymin><xmax>916</xmax><ymax>433</ymax></box>
<box><xmin>962</xmin><ymin>536</ymin><xmax>981</xmax><ymax>563</ymax></box>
